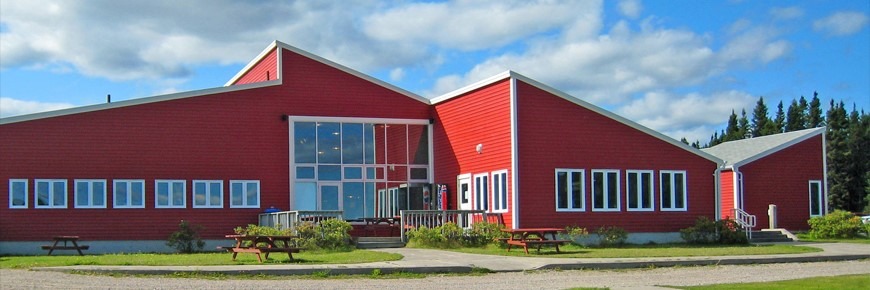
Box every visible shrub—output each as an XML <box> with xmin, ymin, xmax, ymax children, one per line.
<box><xmin>166</xmin><ymin>220</ymin><xmax>205</xmax><ymax>253</ymax></box>
<box><xmin>680</xmin><ymin>216</ymin><xmax>748</xmax><ymax>244</ymax></box>
<box><xmin>595</xmin><ymin>226</ymin><xmax>627</xmax><ymax>247</ymax></box>
<box><xmin>295</xmin><ymin>219</ymin><xmax>353</xmax><ymax>251</ymax></box>
<box><xmin>807</xmin><ymin>210</ymin><xmax>864</xmax><ymax>239</ymax></box>
<box><xmin>564</xmin><ymin>225</ymin><xmax>589</xmax><ymax>246</ymax></box>
<box><xmin>406</xmin><ymin>222</ymin><xmax>505</xmax><ymax>248</ymax></box>
<box><xmin>467</xmin><ymin>222</ymin><xmax>507</xmax><ymax>246</ymax></box>
<box><xmin>405</xmin><ymin>224</ymin><xmax>451</xmax><ymax>248</ymax></box>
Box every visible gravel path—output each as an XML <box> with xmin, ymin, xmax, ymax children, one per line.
<box><xmin>3</xmin><ymin>260</ymin><xmax>869</xmax><ymax>289</ymax></box>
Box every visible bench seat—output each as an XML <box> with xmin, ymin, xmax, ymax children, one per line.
<box><xmin>41</xmin><ymin>245</ymin><xmax>90</xmax><ymax>250</ymax></box>
<box><xmin>506</xmin><ymin>239</ymin><xmax>570</xmax><ymax>254</ymax></box>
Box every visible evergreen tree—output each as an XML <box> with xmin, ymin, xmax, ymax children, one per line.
<box><xmin>826</xmin><ymin>100</ymin><xmax>853</xmax><ymax>211</ymax></box>
<box><xmin>808</xmin><ymin>92</ymin><xmax>824</xmax><ymax>128</ymax></box>
<box><xmin>785</xmin><ymin>98</ymin><xmax>806</xmax><ymax>132</ymax></box>
<box><xmin>773</xmin><ymin>101</ymin><xmax>785</xmax><ymax>134</ymax></box>
<box><xmin>680</xmin><ymin>137</ymin><xmax>689</xmax><ymax>145</ymax></box>
<box><xmin>723</xmin><ymin>110</ymin><xmax>740</xmax><ymax>141</ymax></box>
<box><xmin>846</xmin><ymin>105</ymin><xmax>870</xmax><ymax>212</ymax></box>
<box><xmin>751</xmin><ymin>96</ymin><xmax>771</xmax><ymax>137</ymax></box>
<box><xmin>737</xmin><ymin>109</ymin><xmax>750</xmax><ymax>139</ymax></box>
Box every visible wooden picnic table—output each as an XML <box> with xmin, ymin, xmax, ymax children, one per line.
<box><xmin>41</xmin><ymin>236</ymin><xmax>89</xmax><ymax>255</ymax></box>
<box><xmin>221</xmin><ymin>235</ymin><xmax>300</xmax><ymax>263</ymax></box>
<box><xmin>500</xmin><ymin>228</ymin><xmax>570</xmax><ymax>254</ymax></box>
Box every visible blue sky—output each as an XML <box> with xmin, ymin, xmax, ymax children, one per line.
<box><xmin>1</xmin><ymin>0</ymin><xmax>868</xmax><ymax>143</ymax></box>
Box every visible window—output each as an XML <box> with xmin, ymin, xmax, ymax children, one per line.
<box><xmin>809</xmin><ymin>180</ymin><xmax>823</xmax><ymax>217</ymax></box>
<box><xmin>660</xmin><ymin>171</ymin><xmax>687</xmax><ymax>211</ymax></box>
<box><xmin>492</xmin><ymin>170</ymin><xmax>508</xmax><ymax>213</ymax></box>
<box><xmin>74</xmin><ymin>179</ymin><xmax>106</xmax><ymax>208</ymax></box>
<box><xmin>230</xmin><ymin>180</ymin><xmax>260</xmax><ymax>208</ymax></box>
<box><xmin>591</xmin><ymin>170</ymin><xmax>620</xmax><ymax>211</ymax></box>
<box><xmin>9</xmin><ymin>179</ymin><xmax>27</xmax><ymax>209</ymax></box>
<box><xmin>626</xmin><ymin>170</ymin><xmax>654</xmax><ymax>211</ymax></box>
<box><xmin>555</xmin><ymin>169</ymin><xmax>585</xmax><ymax>211</ymax></box>
<box><xmin>35</xmin><ymin>179</ymin><xmax>67</xmax><ymax>208</ymax></box>
<box><xmin>114</xmin><ymin>180</ymin><xmax>145</xmax><ymax>208</ymax></box>
<box><xmin>193</xmin><ymin>180</ymin><xmax>223</xmax><ymax>208</ymax></box>
<box><xmin>155</xmin><ymin>180</ymin><xmax>186</xmax><ymax>208</ymax></box>
<box><xmin>473</xmin><ymin>173</ymin><xmax>489</xmax><ymax>211</ymax></box>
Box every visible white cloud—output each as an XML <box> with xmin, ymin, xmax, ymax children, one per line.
<box><xmin>813</xmin><ymin>11</ymin><xmax>869</xmax><ymax>36</ymax></box>
<box><xmin>617</xmin><ymin>0</ymin><xmax>642</xmax><ymax>19</ymax></box>
<box><xmin>719</xmin><ymin>25</ymin><xmax>790</xmax><ymax>65</ymax></box>
<box><xmin>0</xmin><ymin>97</ymin><xmax>74</xmax><ymax>118</ymax></box>
<box><xmin>389</xmin><ymin>68</ymin><xmax>405</xmax><ymax>82</ymax></box>
<box><xmin>769</xmin><ymin>6</ymin><xmax>803</xmax><ymax>20</ymax></box>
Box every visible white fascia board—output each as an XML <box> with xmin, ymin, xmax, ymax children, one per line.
<box><xmin>730</xmin><ymin>127</ymin><xmax>825</xmax><ymax>168</ymax></box>
<box><xmin>224</xmin><ymin>40</ymin><xmax>282</xmax><ymax>86</ymax></box>
<box><xmin>0</xmin><ymin>80</ymin><xmax>280</xmax><ymax>125</ymax></box>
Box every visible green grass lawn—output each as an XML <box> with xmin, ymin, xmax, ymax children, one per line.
<box><xmin>0</xmin><ymin>249</ymin><xmax>403</xmax><ymax>269</ymax></box>
<box><xmin>669</xmin><ymin>274</ymin><xmax>870</xmax><ymax>290</ymax></box>
<box><xmin>795</xmin><ymin>234</ymin><xmax>870</xmax><ymax>245</ymax></box>
<box><xmin>450</xmin><ymin>243</ymin><xmax>820</xmax><ymax>258</ymax></box>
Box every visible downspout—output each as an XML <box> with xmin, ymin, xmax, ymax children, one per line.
<box><xmin>714</xmin><ymin>163</ymin><xmax>724</xmax><ymax>220</ymax></box>
<box><xmin>509</xmin><ymin>76</ymin><xmax>520</xmax><ymax>229</ymax></box>
<box><xmin>821</xmin><ymin>130</ymin><xmax>829</xmax><ymax>215</ymax></box>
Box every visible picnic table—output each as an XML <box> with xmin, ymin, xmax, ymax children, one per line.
<box><xmin>221</xmin><ymin>235</ymin><xmax>300</xmax><ymax>263</ymax></box>
<box><xmin>41</xmin><ymin>236</ymin><xmax>89</xmax><ymax>255</ymax></box>
<box><xmin>500</xmin><ymin>228</ymin><xmax>570</xmax><ymax>254</ymax></box>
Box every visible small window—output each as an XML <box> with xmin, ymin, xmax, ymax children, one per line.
<box><xmin>74</xmin><ymin>179</ymin><xmax>107</xmax><ymax>208</ymax></box>
<box><xmin>9</xmin><ymin>179</ymin><xmax>28</xmax><ymax>209</ymax></box>
<box><xmin>193</xmin><ymin>180</ymin><xmax>223</xmax><ymax>208</ymax></box>
<box><xmin>492</xmin><ymin>170</ymin><xmax>508</xmax><ymax>213</ymax></box>
<box><xmin>626</xmin><ymin>170</ymin><xmax>654</xmax><ymax>211</ymax></box>
<box><xmin>660</xmin><ymin>171</ymin><xmax>687</xmax><ymax>211</ymax></box>
<box><xmin>473</xmin><ymin>173</ymin><xmax>489</xmax><ymax>211</ymax></box>
<box><xmin>592</xmin><ymin>170</ymin><xmax>620</xmax><ymax>211</ymax></box>
<box><xmin>555</xmin><ymin>169</ymin><xmax>585</xmax><ymax>211</ymax></box>
<box><xmin>230</xmin><ymin>180</ymin><xmax>260</xmax><ymax>208</ymax></box>
<box><xmin>809</xmin><ymin>180</ymin><xmax>823</xmax><ymax>217</ymax></box>
<box><xmin>114</xmin><ymin>180</ymin><xmax>145</xmax><ymax>208</ymax></box>
<box><xmin>155</xmin><ymin>180</ymin><xmax>186</xmax><ymax>208</ymax></box>
<box><xmin>35</xmin><ymin>179</ymin><xmax>67</xmax><ymax>209</ymax></box>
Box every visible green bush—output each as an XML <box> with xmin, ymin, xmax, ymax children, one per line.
<box><xmin>564</xmin><ymin>225</ymin><xmax>589</xmax><ymax>246</ymax></box>
<box><xmin>234</xmin><ymin>219</ymin><xmax>352</xmax><ymax>251</ymax></box>
<box><xmin>680</xmin><ymin>216</ymin><xmax>748</xmax><ymax>244</ymax></box>
<box><xmin>406</xmin><ymin>224</ymin><xmax>452</xmax><ymax>248</ymax></box>
<box><xmin>406</xmin><ymin>222</ymin><xmax>505</xmax><ymax>248</ymax></box>
<box><xmin>166</xmin><ymin>220</ymin><xmax>205</xmax><ymax>253</ymax></box>
<box><xmin>595</xmin><ymin>226</ymin><xmax>627</xmax><ymax>247</ymax></box>
<box><xmin>807</xmin><ymin>210</ymin><xmax>864</xmax><ymax>239</ymax></box>
<box><xmin>468</xmin><ymin>221</ymin><xmax>507</xmax><ymax>246</ymax></box>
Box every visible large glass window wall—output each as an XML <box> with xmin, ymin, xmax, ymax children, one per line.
<box><xmin>292</xmin><ymin>120</ymin><xmax>431</xmax><ymax>220</ymax></box>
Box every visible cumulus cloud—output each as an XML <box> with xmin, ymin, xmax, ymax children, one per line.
<box><xmin>769</xmin><ymin>6</ymin><xmax>803</xmax><ymax>20</ymax></box>
<box><xmin>618</xmin><ymin>0</ymin><xmax>642</xmax><ymax>19</ymax></box>
<box><xmin>813</xmin><ymin>11</ymin><xmax>869</xmax><ymax>36</ymax></box>
<box><xmin>0</xmin><ymin>97</ymin><xmax>75</xmax><ymax>118</ymax></box>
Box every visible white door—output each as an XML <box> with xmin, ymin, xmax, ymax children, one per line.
<box><xmin>458</xmin><ymin>174</ymin><xmax>472</xmax><ymax>210</ymax></box>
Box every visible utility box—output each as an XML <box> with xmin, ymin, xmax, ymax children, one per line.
<box><xmin>768</xmin><ymin>204</ymin><xmax>777</xmax><ymax>229</ymax></box>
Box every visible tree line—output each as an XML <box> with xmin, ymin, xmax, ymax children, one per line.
<box><xmin>681</xmin><ymin>92</ymin><xmax>870</xmax><ymax>213</ymax></box>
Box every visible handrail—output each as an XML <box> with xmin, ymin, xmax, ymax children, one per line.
<box><xmin>733</xmin><ymin>208</ymin><xmax>756</xmax><ymax>240</ymax></box>
<box><xmin>258</xmin><ymin>210</ymin><xmax>344</xmax><ymax>233</ymax></box>
<box><xmin>399</xmin><ymin>210</ymin><xmax>498</xmax><ymax>242</ymax></box>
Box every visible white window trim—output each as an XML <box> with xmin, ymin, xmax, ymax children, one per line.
<box><xmin>555</xmin><ymin>169</ymin><xmax>586</xmax><ymax>212</ymax></box>
<box><xmin>193</xmin><ymin>180</ymin><xmax>224</xmax><ymax>208</ymax></box>
<box><xmin>155</xmin><ymin>180</ymin><xmax>186</xmax><ymax>209</ymax></box>
<box><xmin>626</xmin><ymin>170</ymin><xmax>654</xmax><ymax>212</ymax></box>
<box><xmin>114</xmin><ymin>179</ymin><xmax>146</xmax><ymax>209</ymax></box>
<box><xmin>491</xmin><ymin>170</ymin><xmax>508</xmax><ymax>213</ymax></box>
<box><xmin>34</xmin><ymin>179</ymin><xmax>67</xmax><ymax>209</ymax></box>
<box><xmin>74</xmin><ymin>179</ymin><xmax>107</xmax><ymax>209</ymax></box>
<box><xmin>9</xmin><ymin>179</ymin><xmax>28</xmax><ymax>209</ymax></box>
<box><xmin>230</xmin><ymin>180</ymin><xmax>261</xmax><ymax>208</ymax></box>
<box><xmin>660</xmin><ymin>170</ymin><xmax>688</xmax><ymax>211</ymax></box>
<box><xmin>809</xmin><ymin>180</ymin><xmax>823</xmax><ymax>217</ymax></box>
<box><xmin>591</xmin><ymin>170</ymin><xmax>621</xmax><ymax>212</ymax></box>
<box><xmin>473</xmin><ymin>173</ymin><xmax>490</xmax><ymax>212</ymax></box>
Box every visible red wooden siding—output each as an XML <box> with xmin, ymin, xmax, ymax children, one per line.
<box><xmin>432</xmin><ymin>79</ymin><xmax>513</xmax><ymax>226</ymax></box>
<box><xmin>0</xmin><ymin>47</ymin><xmax>430</xmax><ymax>242</ymax></box>
<box><xmin>231</xmin><ymin>48</ymin><xmax>278</xmax><ymax>85</ymax></box>
<box><xmin>513</xmin><ymin>80</ymin><xmax>718</xmax><ymax>232</ymax></box>
<box><xmin>719</xmin><ymin>169</ymin><xmax>735</xmax><ymax>219</ymax></box>
<box><xmin>738</xmin><ymin>135</ymin><xmax>823</xmax><ymax>230</ymax></box>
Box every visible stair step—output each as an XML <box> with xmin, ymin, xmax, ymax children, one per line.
<box><xmin>357</xmin><ymin>237</ymin><xmax>403</xmax><ymax>243</ymax></box>
<box><xmin>749</xmin><ymin>231</ymin><xmax>793</xmax><ymax>243</ymax></box>
<box><xmin>356</xmin><ymin>236</ymin><xmax>405</xmax><ymax>249</ymax></box>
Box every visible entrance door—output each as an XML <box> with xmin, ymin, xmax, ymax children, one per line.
<box><xmin>318</xmin><ymin>183</ymin><xmax>340</xmax><ymax>211</ymax></box>
<box><xmin>457</xmin><ymin>175</ymin><xmax>471</xmax><ymax>210</ymax></box>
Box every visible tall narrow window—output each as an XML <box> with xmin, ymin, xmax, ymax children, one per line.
<box><xmin>75</xmin><ymin>179</ymin><xmax>107</xmax><ymax>208</ymax></box>
<box><xmin>9</xmin><ymin>179</ymin><xmax>28</xmax><ymax>209</ymax></box>
<box><xmin>492</xmin><ymin>170</ymin><xmax>508</xmax><ymax>213</ymax></box>
<box><xmin>155</xmin><ymin>180</ymin><xmax>186</xmax><ymax>208</ymax></box>
<box><xmin>230</xmin><ymin>180</ymin><xmax>260</xmax><ymax>208</ymax></box>
<box><xmin>660</xmin><ymin>171</ymin><xmax>687</xmax><ymax>211</ymax></box>
<box><xmin>35</xmin><ymin>179</ymin><xmax>67</xmax><ymax>208</ymax></box>
<box><xmin>555</xmin><ymin>169</ymin><xmax>585</xmax><ymax>211</ymax></box>
<box><xmin>193</xmin><ymin>180</ymin><xmax>223</xmax><ymax>208</ymax></box>
<box><xmin>626</xmin><ymin>170</ymin><xmax>654</xmax><ymax>211</ymax></box>
<box><xmin>591</xmin><ymin>170</ymin><xmax>620</xmax><ymax>211</ymax></box>
<box><xmin>114</xmin><ymin>180</ymin><xmax>145</xmax><ymax>208</ymax></box>
<box><xmin>474</xmin><ymin>173</ymin><xmax>489</xmax><ymax>211</ymax></box>
<box><xmin>809</xmin><ymin>180</ymin><xmax>823</xmax><ymax>217</ymax></box>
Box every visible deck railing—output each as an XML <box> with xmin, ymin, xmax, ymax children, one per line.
<box><xmin>399</xmin><ymin>210</ymin><xmax>501</xmax><ymax>242</ymax></box>
<box><xmin>258</xmin><ymin>210</ymin><xmax>344</xmax><ymax>233</ymax></box>
<box><xmin>733</xmin><ymin>208</ymin><xmax>757</xmax><ymax>240</ymax></box>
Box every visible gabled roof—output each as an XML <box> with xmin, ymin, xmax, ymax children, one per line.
<box><xmin>431</xmin><ymin>70</ymin><xmax>723</xmax><ymax>164</ymax></box>
<box><xmin>701</xmin><ymin>127</ymin><xmax>825</xmax><ymax>168</ymax></box>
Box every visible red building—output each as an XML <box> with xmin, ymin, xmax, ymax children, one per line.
<box><xmin>703</xmin><ymin>128</ymin><xmax>827</xmax><ymax>230</ymax></box>
<box><xmin>1</xmin><ymin>40</ymin><xmax>808</xmax><ymax>254</ymax></box>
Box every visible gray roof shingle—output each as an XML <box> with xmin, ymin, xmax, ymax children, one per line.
<box><xmin>701</xmin><ymin>127</ymin><xmax>824</xmax><ymax>167</ymax></box>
